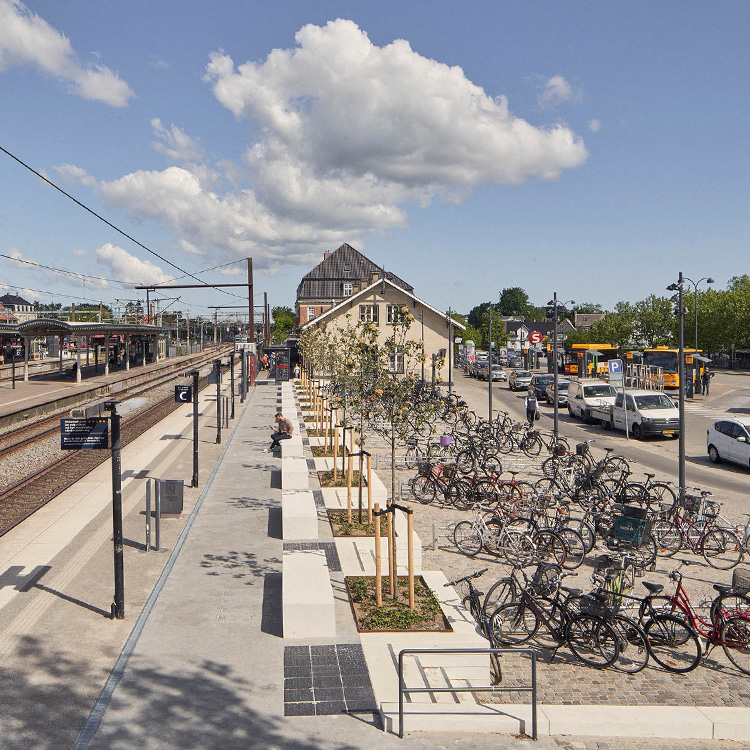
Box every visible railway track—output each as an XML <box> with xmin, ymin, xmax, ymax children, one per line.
<box><xmin>0</xmin><ymin>373</ymin><xmax>215</xmax><ymax>537</ymax></box>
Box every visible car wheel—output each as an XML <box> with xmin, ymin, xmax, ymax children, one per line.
<box><xmin>708</xmin><ymin>445</ymin><xmax>721</xmax><ymax>464</ymax></box>
<box><xmin>632</xmin><ymin>423</ymin><xmax>642</xmax><ymax>440</ymax></box>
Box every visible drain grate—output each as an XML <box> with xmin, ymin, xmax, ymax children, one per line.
<box><xmin>284</xmin><ymin>644</ymin><xmax>376</xmax><ymax>716</ymax></box>
<box><xmin>282</xmin><ymin>542</ymin><xmax>341</xmax><ymax>572</ymax></box>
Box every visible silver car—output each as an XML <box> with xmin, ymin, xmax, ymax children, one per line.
<box><xmin>545</xmin><ymin>378</ymin><xmax>571</xmax><ymax>405</ymax></box>
<box><xmin>508</xmin><ymin>369</ymin><xmax>533</xmax><ymax>391</ymax></box>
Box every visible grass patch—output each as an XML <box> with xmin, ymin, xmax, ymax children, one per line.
<box><xmin>327</xmin><ymin>509</ymin><xmax>386</xmax><ymax>536</ymax></box>
<box><xmin>317</xmin><ymin>470</ymin><xmax>366</xmax><ymax>487</ymax></box>
<box><xmin>346</xmin><ymin>576</ymin><xmax>451</xmax><ymax>632</ymax></box>
<box><xmin>310</xmin><ymin>444</ymin><xmax>348</xmax><ymax>458</ymax></box>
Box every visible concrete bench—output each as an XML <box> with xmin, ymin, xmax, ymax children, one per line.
<box><xmin>281</xmin><ymin>455</ymin><xmax>309</xmax><ymax>490</ymax></box>
<box><xmin>282</xmin><ymin>549</ymin><xmax>335</xmax><ymax>638</ymax></box>
<box><xmin>282</xmin><ymin>490</ymin><xmax>318</xmax><ymax>539</ymax></box>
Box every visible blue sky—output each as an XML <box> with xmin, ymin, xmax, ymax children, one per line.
<box><xmin>1</xmin><ymin>1</ymin><xmax>748</xmax><ymax>324</ymax></box>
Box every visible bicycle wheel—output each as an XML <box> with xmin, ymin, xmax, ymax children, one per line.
<box><xmin>521</xmin><ymin>434</ymin><xmax>543</xmax><ymax>458</ymax></box>
<box><xmin>632</xmin><ymin>536</ymin><xmax>658</xmax><ymax>571</ymax></box>
<box><xmin>644</xmin><ymin>614</ymin><xmax>702</xmax><ymax>673</ymax></box>
<box><xmin>533</xmin><ymin>530</ymin><xmax>568</xmax><ymax>567</ymax></box>
<box><xmin>533</xmin><ymin>477</ymin><xmax>557</xmax><ymax>496</ymax></box>
<box><xmin>565</xmin><ymin>613</ymin><xmax>620</xmax><ymax>669</ymax></box>
<box><xmin>721</xmin><ymin>615</ymin><xmax>750</xmax><ymax>675</ymax></box>
<box><xmin>651</xmin><ymin>519</ymin><xmax>683</xmax><ymax>557</ymax></box>
<box><xmin>711</xmin><ymin>593</ymin><xmax>750</xmax><ymax>624</ymax></box>
<box><xmin>482</xmin><ymin>519</ymin><xmax>507</xmax><ymax>558</ymax></box>
<box><xmin>473</xmin><ymin>480</ymin><xmax>500</xmax><ymax>508</ymax></box>
<box><xmin>501</xmin><ymin>522</ymin><xmax>537</xmax><ymax>567</ymax></box>
<box><xmin>403</xmin><ymin>445</ymin><xmax>420</xmax><ymax>470</ymax></box>
<box><xmin>701</xmin><ymin>527</ymin><xmax>742</xmax><ymax>570</ymax></box>
<box><xmin>490</xmin><ymin>601</ymin><xmax>539</xmax><ymax>645</ymax></box>
<box><xmin>646</xmin><ymin>482</ymin><xmax>677</xmax><ymax>515</ymax></box>
<box><xmin>603</xmin><ymin>456</ymin><xmax>630</xmax><ymax>477</ymax></box>
<box><xmin>482</xmin><ymin>577</ymin><xmax>518</xmax><ymax>619</ymax></box>
<box><xmin>609</xmin><ymin>614</ymin><xmax>649</xmax><ymax>673</ymax></box>
<box><xmin>621</xmin><ymin>482</ymin><xmax>648</xmax><ymax>506</ymax></box>
<box><xmin>564</xmin><ymin>517</ymin><xmax>596</xmax><ymax>554</ymax></box>
<box><xmin>557</xmin><ymin>527</ymin><xmax>586</xmax><ymax>570</ymax></box>
<box><xmin>447</xmin><ymin>480</ymin><xmax>476</xmax><ymax>511</ymax></box>
<box><xmin>532</xmin><ymin>596</ymin><xmax>568</xmax><ymax>649</ymax></box>
<box><xmin>453</xmin><ymin>520</ymin><xmax>482</xmax><ymax>557</ymax></box>
<box><xmin>514</xmin><ymin>481</ymin><xmax>536</xmax><ymax>501</ymax></box>
<box><xmin>410</xmin><ymin>476</ymin><xmax>437</xmax><ymax>504</ymax></box>
<box><xmin>455</xmin><ymin>449</ymin><xmax>476</xmax><ymax>474</ymax></box>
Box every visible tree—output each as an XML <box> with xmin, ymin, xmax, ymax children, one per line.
<box><xmin>271</xmin><ymin>306</ymin><xmax>295</xmax><ymax>343</ymax></box>
<box><xmin>498</xmin><ymin>287</ymin><xmax>531</xmax><ymax>317</ymax></box>
<box><xmin>587</xmin><ymin>302</ymin><xmax>636</xmax><ymax>349</ymax></box>
<box><xmin>634</xmin><ymin>295</ymin><xmax>674</xmax><ymax>347</ymax></box>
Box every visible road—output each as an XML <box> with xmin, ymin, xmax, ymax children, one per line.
<box><xmin>448</xmin><ymin>368</ymin><xmax>750</xmax><ymax>518</ymax></box>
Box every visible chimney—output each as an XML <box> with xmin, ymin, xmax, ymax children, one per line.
<box><xmin>323</xmin><ymin>251</ymin><xmax>330</xmax><ymax>259</ymax></box>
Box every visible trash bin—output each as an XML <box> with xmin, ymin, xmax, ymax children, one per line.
<box><xmin>157</xmin><ymin>479</ymin><xmax>184</xmax><ymax>515</ymax></box>
<box><xmin>686</xmin><ymin>376</ymin><xmax>693</xmax><ymax>398</ymax></box>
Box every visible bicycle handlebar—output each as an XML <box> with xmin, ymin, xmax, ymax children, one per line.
<box><xmin>444</xmin><ymin>568</ymin><xmax>488</xmax><ymax>587</ymax></box>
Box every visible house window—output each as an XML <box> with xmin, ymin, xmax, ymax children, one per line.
<box><xmin>388</xmin><ymin>349</ymin><xmax>404</xmax><ymax>373</ymax></box>
<box><xmin>343</xmin><ymin>283</ymin><xmax>353</xmax><ymax>296</ymax></box>
<box><xmin>359</xmin><ymin>304</ymin><xmax>379</xmax><ymax>324</ymax></box>
<box><xmin>307</xmin><ymin>306</ymin><xmax>316</xmax><ymax>321</ymax></box>
<box><xmin>386</xmin><ymin>304</ymin><xmax>406</xmax><ymax>324</ymax></box>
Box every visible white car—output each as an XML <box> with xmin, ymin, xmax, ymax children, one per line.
<box><xmin>707</xmin><ymin>417</ymin><xmax>750</xmax><ymax>469</ymax></box>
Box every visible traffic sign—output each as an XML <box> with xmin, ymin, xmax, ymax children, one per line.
<box><xmin>175</xmin><ymin>385</ymin><xmax>193</xmax><ymax>403</ymax></box>
<box><xmin>608</xmin><ymin>359</ymin><xmax>623</xmax><ymax>374</ymax></box>
<box><xmin>528</xmin><ymin>331</ymin><xmax>543</xmax><ymax>345</ymax></box>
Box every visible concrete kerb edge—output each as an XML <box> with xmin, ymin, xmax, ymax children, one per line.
<box><xmin>73</xmin><ymin>388</ymin><xmax>257</xmax><ymax>750</ymax></box>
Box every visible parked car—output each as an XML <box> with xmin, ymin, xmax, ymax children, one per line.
<box><xmin>479</xmin><ymin>364</ymin><xmax>507</xmax><ymax>381</ymax></box>
<box><xmin>606</xmin><ymin>390</ymin><xmax>680</xmax><ymax>439</ymax></box>
<box><xmin>707</xmin><ymin>417</ymin><xmax>750</xmax><ymax>469</ymax></box>
<box><xmin>531</xmin><ymin>374</ymin><xmax>554</xmax><ymax>400</ymax></box>
<box><xmin>470</xmin><ymin>357</ymin><xmax>488</xmax><ymax>378</ymax></box>
<box><xmin>566</xmin><ymin>379</ymin><xmax>618</xmax><ymax>423</ymax></box>
<box><xmin>508</xmin><ymin>369</ymin><xmax>533</xmax><ymax>391</ymax></box>
<box><xmin>544</xmin><ymin>378</ymin><xmax>571</xmax><ymax>405</ymax></box>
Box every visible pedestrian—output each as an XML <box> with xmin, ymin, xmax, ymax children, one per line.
<box><xmin>266</xmin><ymin>412</ymin><xmax>294</xmax><ymax>452</ymax></box>
<box><xmin>262</xmin><ymin>353</ymin><xmax>269</xmax><ymax>370</ymax></box>
<box><xmin>525</xmin><ymin>386</ymin><xmax>539</xmax><ymax>428</ymax></box>
<box><xmin>293</xmin><ymin>363</ymin><xmax>301</xmax><ymax>379</ymax></box>
<box><xmin>702</xmin><ymin>367</ymin><xmax>713</xmax><ymax>397</ymax></box>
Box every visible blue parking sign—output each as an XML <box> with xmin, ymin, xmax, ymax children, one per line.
<box><xmin>608</xmin><ymin>359</ymin><xmax>623</xmax><ymax>374</ymax></box>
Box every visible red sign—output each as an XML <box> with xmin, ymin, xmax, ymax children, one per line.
<box><xmin>528</xmin><ymin>331</ymin><xmax>543</xmax><ymax>345</ymax></box>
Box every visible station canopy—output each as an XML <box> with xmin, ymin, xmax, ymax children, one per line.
<box><xmin>0</xmin><ymin>318</ymin><xmax>165</xmax><ymax>337</ymax></box>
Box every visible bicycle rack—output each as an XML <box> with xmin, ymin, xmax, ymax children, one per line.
<box><xmin>397</xmin><ymin>647</ymin><xmax>538</xmax><ymax>739</ymax></box>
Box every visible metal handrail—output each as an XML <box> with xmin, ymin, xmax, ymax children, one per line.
<box><xmin>397</xmin><ymin>647</ymin><xmax>537</xmax><ymax>739</ymax></box>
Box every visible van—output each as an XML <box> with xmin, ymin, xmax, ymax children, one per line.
<box><xmin>608</xmin><ymin>390</ymin><xmax>680</xmax><ymax>439</ymax></box>
<box><xmin>567</xmin><ymin>379</ymin><xmax>618</xmax><ymax>423</ymax></box>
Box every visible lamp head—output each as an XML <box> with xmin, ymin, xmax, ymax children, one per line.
<box><xmin>707</xmin><ymin>277</ymin><xmax>715</xmax><ymax>284</ymax></box>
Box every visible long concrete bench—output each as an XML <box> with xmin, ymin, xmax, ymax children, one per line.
<box><xmin>282</xmin><ymin>549</ymin><xmax>335</xmax><ymax>638</ymax></box>
<box><xmin>282</xmin><ymin>489</ymin><xmax>318</xmax><ymax>539</ymax></box>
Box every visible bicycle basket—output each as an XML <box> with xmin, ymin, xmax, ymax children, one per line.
<box><xmin>442</xmin><ymin>463</ymin><xmax>456</xmax><ymax>479</ymax></box>
<box><xmin>416</xmin><ymin>460</ymin><xmax>432</xmax><ymax>476</ymax></box>
<box><xmin>732</xmin><ymin>568</ymin><xmax>750</xmax><ymax>596</ymax></box>
<box><xmin>681</xmin><ymin>495</ymin><xmax>701</xmax><ymax>515</ymax></box>
<box><xmin>703</xmin><ymin>500</ymin><xmax>720</xmax><ymax>519</ymax></box>
<box><xmin>575</xmin><ymin>442</ymin><xmax>590</xmax><ymax>456</ymax></box>
<box><xmin>612</xmin><ymin>515</ymin><xmax>646</xmax><ymax>546</ymax></box>
<box><xmin>578</xmin><ymin>594</ymin><xmax>613</xmax><ymax>618</ymax></box>
<box><xmin>439</xmin><ymin>434</ymin><xmax>453</xmax><ymax>447</ymax></box>
<box><xmin>553</xmin><ymin>444</ymin><xmax>568</xmax><ymax>457</ymax></box>
<box><xmin>621</xmin><ymin>504</ymin><xmax>648</xmax><ymax>520</ymax></box>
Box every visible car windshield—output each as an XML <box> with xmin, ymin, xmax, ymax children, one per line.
<box><xmin>556</xmin><ymin>382</ymin><xmax>570</xmax><ymax>392</ymax></box>
<box><xmin>584</xmin><ymin>384</ymin><xmax>617</xmax><ymax>397</ymax></box>
<box><xmin>515</xmin><ymin>371</ymin><xmax>532</xmax><ymax>378</ymax></box>
<box><xmin>634</xmin><ymin>394</ymin><xmax>675</xmax><ymax>410</ymax></box>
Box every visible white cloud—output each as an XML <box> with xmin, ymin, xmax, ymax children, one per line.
<box><xmin>72</xmin><ymin>248</ymin><xmax>87</xmax><ymax>257</ymax></box>
<box><xmin>539</xmin><ymin>75</ymin><xmax>582</xmax><ymax>106</ymax></box>
<box><xmin>0</xmin><ymin>0</ymin><xmax>133</xmax><ymax>106</ymax></box>
<box><xmin>588</xmin><ymin>118</ymin><xmax>601</xmax><ymax>133</ymax></box>
<box><xmin>94</xmin><ymin>243</ymin><xmax>172</xmax><ymax>286</ymax></box>
<box><xmin>62</xmin><ymin>20</ymin><xmax>588</xmax><ymax>271</ymax></box>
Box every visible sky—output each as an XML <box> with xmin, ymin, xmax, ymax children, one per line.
<box><xmin>0</xmin><ymin>1</ymin><xmax>748</xmax><ymax>325</ymax></box>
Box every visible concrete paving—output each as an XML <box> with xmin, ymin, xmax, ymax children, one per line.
<box><xmin>2</xmin><ymin>377</ymin><xmax>750</xmax><ymax>749</ymax></box>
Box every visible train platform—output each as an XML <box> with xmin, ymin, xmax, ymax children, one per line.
<box><xmin>2</xmin><ymin>379</ymin><xmax>750</xmax><ymax>749</ymax></box>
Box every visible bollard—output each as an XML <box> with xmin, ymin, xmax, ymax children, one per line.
<box><xmin>432</xmin><ymin>523</ymin><xmax>438</xmax><ymax>551</ymax></box>
<box><xmin>154</xmin><ymin>478</ymin><xmax>161</xmax><ymax>551</ymax></box>
<box><xmin>408</xmin><ymin>505</ymin><xmax>414</xmax><ymax>610</ymax></box>
<box><xmin>145</xmin><ymin>479</ymin><xmax>152</xmax><ymax>552</ymax></box>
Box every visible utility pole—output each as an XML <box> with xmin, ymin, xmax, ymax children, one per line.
<box><xmin>248</xmin><ymin>258</ymin><xmax>254</xmax><ymax>347</ymax></box>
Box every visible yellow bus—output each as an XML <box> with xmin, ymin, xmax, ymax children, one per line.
<box><xmin>564</xmin><ymin>343</ymin><xmax>619</xmax><ymax>376</ymax></box>
<box><xmin>641</xmin><ymin>347</ymin><xmax>704</xmax><ymax>389</ymax></box>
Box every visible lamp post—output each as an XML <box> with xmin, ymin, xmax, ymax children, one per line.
<box><xmin>683</xmin><ymin>276</ymin><xmax>714</xmax><ymax>395</ymax></box>
<box><xmin>667</xmin><ymin>275</ymin><xmax>687</xmax><ymax>503</ymax></box>
<box><xmin>488</xmin><ymin>301</ymin><xmax>493</xmax><ymax>422</ymax></box>
<box><xmin>547</xmin><ymin>295</ymin><xmax>574</xmax><ymax>442</ymax></box>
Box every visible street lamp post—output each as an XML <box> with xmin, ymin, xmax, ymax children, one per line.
<box><xmin>684</xmin><ymin>276</ymin><xmax>714</xmax><ymax>395</ymax></box>
<box><xmin>488</xmin><ymin>301</ymin><xmax>493</xmax><ymax>422</ymax></box>
<box><xmin>547</xmin><ymin>294</ymin><xmax>574</xmax><ymax>443</ymax></box>
<box><xmin>667</xmin><ymin>274</ymin><xmax>687</xmax><ymax>503</ymax></box>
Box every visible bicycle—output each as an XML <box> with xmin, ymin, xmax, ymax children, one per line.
<box><xmin>489</xmin><ymin>567</ymin><xmax>621</xmax><ymax>669</ymax></box>
<box><xmin>650</xmin><ymin>495</ymin><xmax>742</xmax><ymax>570</ymax></box>
<box><xmin>443</xmin><ymin>568</ymin><xmax>503</xmax><ymax>684</ymax></box>
<box><xmin>481</xmin><ymin>562</ymin><xmax>565</xmax><ymax>619</ymax></box>
<box><xmin>409</xmin><ymin>461</ymin><xmax>473</xmax><ymax>506</ymax></box>
<box><xmin>637</xmin><ymin>562</ymin><xmax>750</xmax><ymax>673</ymax></box>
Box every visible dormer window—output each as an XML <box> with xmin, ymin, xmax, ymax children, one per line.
<box><xmin>344</xmin><ymin>264</ymin><xmax>351</xmax><ymax>272</ymax></box>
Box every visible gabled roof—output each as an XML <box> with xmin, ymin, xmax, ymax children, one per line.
<box><xmin>0</xmin><ymin>293</ymin><xmax>33</xmax><ymax>308</ymax></box>
<box><xmin>300</xmin><ymin>278</ymin><xmax>464</xmax><ymax>331</ymax></box>
<box><xmin>296</xmin><ymin>243</ymin><xmax>413</xmax><ymax>301</ymax></box>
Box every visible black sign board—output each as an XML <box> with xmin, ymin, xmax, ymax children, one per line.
<box><xmin>175</xmin><ymin>385</ymin><xmax>193</xmax><ymax>403</ymax></box>
<box><xmin>60</xmin><ymin>417</ymin><xmax>109</xmax><ymax>450</ymax></box>
<box><xmin>274</xmin><ymin>348</ymin><xmax>291</xmax><ymax>383</ymax></box>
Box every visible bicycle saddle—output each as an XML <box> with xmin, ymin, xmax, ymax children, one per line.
<box><xmin>561</xmin><ymin>586</ymin><xmax>583</xmax><ymax>597</ymax></box>
<box><xmin>644</xmin><ymin>473</ymin><xmax>656</xmax><ymax>479</ymax></box>
<box><xmin>642</xmin><ymin>582</ymin><xmax>663</xmax><ymax>595</ymax></box>
<box><xmin>714</xmin><ymin>583</ymin><xmax>734</xmax><ymax>596</ymax></box>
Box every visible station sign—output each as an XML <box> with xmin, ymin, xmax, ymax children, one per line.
<box><xmin>175</xmin><ymin>385</ymin><xmax>193</xmax><ymax>403</ymax></box>
<box><xmin>528</xmin><ymin>331</ymin><xmax>543</xmax><ymax>345</ymax></box>
<box><xmin>60</xmin><ymin>417</ymin><xmax>109</xmax><ymax>450</ymax></box>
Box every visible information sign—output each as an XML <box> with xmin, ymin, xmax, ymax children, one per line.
<box><xmin>175</xmin><ymin>385</ymin><xmax>193</xmax><ymax>403</ymax></box>
<box><xmin>608</xmin><ymin>359</ymin><xmax>624</xmax><ymax>386</ymax></box>
<box><xmin>528</xmin><ymin>331</ymin><xmax>543</xmax><ymax>345</ymax></box>
<box><xmin>60</xmin><ymin>417</ymin><xmax>109</xmax><ymax>450</ymax></box>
